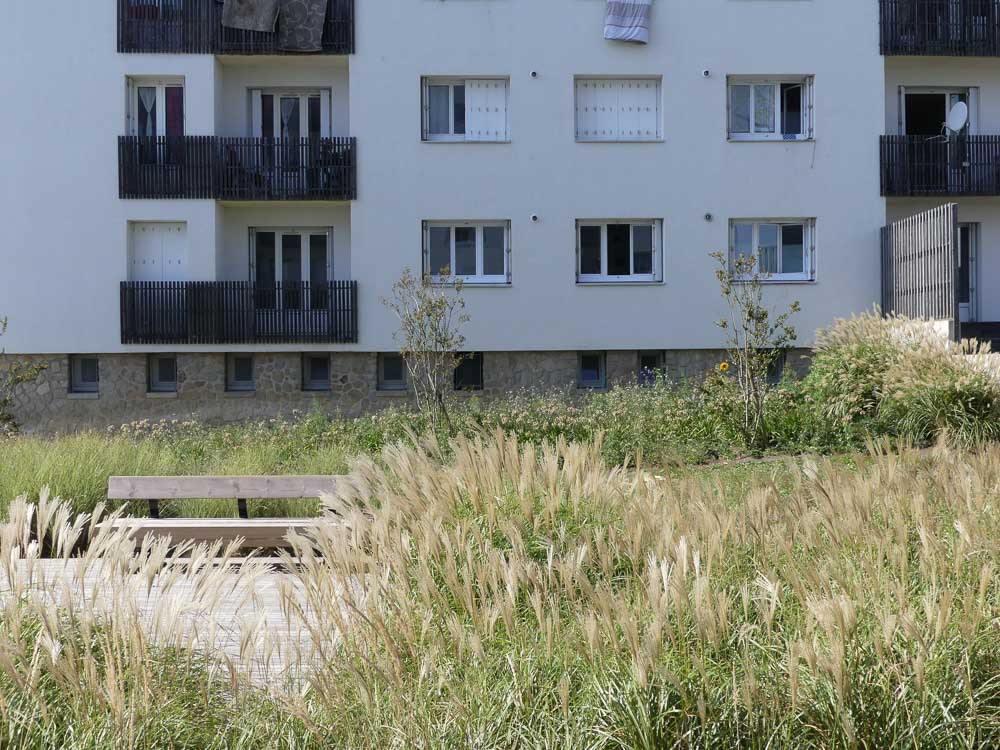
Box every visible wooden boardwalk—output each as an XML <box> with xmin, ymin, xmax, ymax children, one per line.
<box><xmin>1</xmin><ymin>559</ymin><xmax>336</xmax><ymax>686</ymax></box>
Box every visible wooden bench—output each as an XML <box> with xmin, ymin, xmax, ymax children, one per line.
<box><xmin>106</xmin><ymin>476</ymin><xmax>338</xmax><ymax>548</ymax></box>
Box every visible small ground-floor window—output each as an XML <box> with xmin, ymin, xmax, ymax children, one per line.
<box><xmin>377</xmin><ymin>353</ymin><xmax>407</xmax><ymax>391</ymax></box>
<box><xmin>578</xmin><ymin>352</ymin><xmax>607</xmax><ymax>390</ymax></box>
<box><xmin>302</xmin><ymin>354</ymin><xmax>331</xmax><ymax>392</ymax></box>
<box><xmin>226</xmin><ymin>354</ymin><xmax>255</xmax><ymax>392</ymax></box>
<box><xmin>638</xmin><ymin>351</ymin><xmax>665</xmax><ymax>386</ymax></box>
<box><xmin>69</xmin><ymin>356</ymin><xmax>100</xmax><ymax>394</ymax></box>
<box><xmin>454</xmin><ymin>353</ymin><xmax>484</xmax><ymax>391</ymax></box>
<box><xmin>148</xmin><ymin>354</ymin><xmax>177</xmax><ymax>393</ymax></box>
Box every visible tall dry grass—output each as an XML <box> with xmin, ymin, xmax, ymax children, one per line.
<box><xmin>1</xmin><ymin>433</ymin><xmax>998</xmax><ymax>748</ymax></box>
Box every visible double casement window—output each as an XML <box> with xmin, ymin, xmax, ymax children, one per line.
<box><xmin>730</xmin><ymin>219</ymin><xmax>816</xmax><ymax>281</ymax></box>
<box><xmin>575</xmin><ymin>78</ymin><xmax>662</xmax><ymax>142</ymax></box>
<box><xmin>250</xmin><ymin>89</ymin><xmax>332</xmax><ymax>140</ymax></box>
<box><xmin>577</xmin><ymin>220</ymin><xmax>663</xmax><ymax>283</ymax></box>
<box><xmin>422</xmin><ymin>78</ymin><xmax>510</xmax><ymax>142</ymax></box>
<box><xmin>127</xmin><ymin>77</ymin><xmax>184</xmax><ymax>164</ymax></box>
<box><xmin>728</xmin><ymin>77</ymin><xmax>814</xmax><ymax>141</ymax></box>
<box><xmin>423</xmin><ymin>221</ymin><xmax>511</xmax><ymax>284</ymax></box>
<box><xmin>250</xmin><ymin>228</ymin><xmax>333</xmax><ymax>309</ymax></box>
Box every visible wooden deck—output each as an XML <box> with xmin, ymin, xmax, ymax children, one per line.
<box><xmin>0</xmin><ymin>559</ymin><xmax>339</xmax><ymax>685</ymax></box>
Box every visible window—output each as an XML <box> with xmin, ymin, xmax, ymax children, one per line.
<box><xmin>148</xmin><ymin>354</ymin><xmax>177</xmax><ymax>393</ymax></box>
<box><xmin>454</xmin><ymin>353</ymin><xmax>484</xmax><ymax>391</ymax></box>
<box><xmin>767</xmin><ymin>351</ymin><xmax>787</xmax><ymax>385</ymax></box>
<box><xmin>575</xmin><ymin>78</ymin><xmax>662</xmax><ymax>141</ymax></box>
<box><xmin>638</xmin><ymin>351</ymin><xmax>665</xmax><ymax>387</ymax></box>
<box><xmin>250</xmin><ymin>89</ymin><xmax>331</xmax><ymax>140</ymax></box>
<box><xmin>127</xmin><ymin>77</ymin><xmax>185</xmax><ymax>138</ymax></box>
<box><xmin>423</xmin><ymin>222</ymin><xmax>510</xmax><ymax>283</ymax></box>
<box><xmin>728</xmin><ymin>78</ymin><xmax>814</xmax><ymax>141</ymax></box>
<box><xmin>577</xmin><ymin>221</ymin><xmax>662</xmax><ymax>283</ymax></box>
<box><xmin>730</xmin><ymin>219</ymin><xmax>815</xmax><ymax>281</ymax></box>
<box><xmin>377</xmin><ymin>354</ymin><xmax>407</xmax><ymax>391</ymax></box>
<box><xmin>250</xmin><ymin>228</ymin><xmax>332</xmax><ymax>310</ymax></box>
<box><xmin>69</xmin><ymin>356</ymin><xmax>99</xmax><ymax>395</ymax></box>
<box><xmin>422</xmin><ymin>78</ymin><xmax>510</xmax><ymax>142</ymax></box>
<box><xmin>226</xmin><ymin>354</ymin><xmax>255</xmax><ymax>392</ymax></box>
<box><xmin>578</xmin><ymin>353</ymin><xmax>607</xmax><ymax>390</ymax></box>
<box><xmin>302</xmin><ymin>354</ymin><xmax>331</xmax><ymax>392</ymax></box>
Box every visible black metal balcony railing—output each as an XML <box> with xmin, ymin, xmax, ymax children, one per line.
<box><xmin>880</xmin><ymin>0</ymin><xmax>1000</xmax><ymax>56</ymax></box>
<box><xmin>119</xmin><ymin>136</ymin><xmax>357</xmax><ymax>200</ymax></box>
<box><xmin>117</xmin><ymin>0</ymin><xmax>354</xmax><ymax>55</ymax></box>
<box><xmin>881</xmin><ymin>134</ymin><xmax>1000</xmax><ymax>196</ymax></box>
<box><xmin>121</xmin><ymin>281</ymin><xmax>359</xmax><ymax>344</ymax></box>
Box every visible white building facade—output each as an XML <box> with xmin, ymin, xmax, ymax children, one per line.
<box><xmin>4</xmin><ymin>0</ymin><xmax>958</xmax><ymax>430</ymax></box>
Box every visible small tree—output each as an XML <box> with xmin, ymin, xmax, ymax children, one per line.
<box><xmin>381</xmin><ymin>269</ymin><xmax>469</xmax><ymax>428</ymax></box>
<box><xmin>711</xmin><ymin>251</ymin><xmax>800</xmax><ymax>453</ymax></box>
<box><xmin>0</xmin><ymin>317</ymin><xmax>47</xmax><ymax>435</ymax></box>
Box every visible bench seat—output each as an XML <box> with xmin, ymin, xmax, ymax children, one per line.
<box><xmin>105</xmin><ymin>518</ymin><xmax>315</xmax><ymax>547</ymax></box>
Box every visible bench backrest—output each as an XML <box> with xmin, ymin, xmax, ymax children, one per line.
<box><xmin>108</xmin><ymin>476</ymin><xmax>339</xmax><ymax>501</ymax></box>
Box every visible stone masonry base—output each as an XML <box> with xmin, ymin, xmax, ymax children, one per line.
<box><xmin>5</xmin><ymin>349</ymin><xmax>811</xmax><ymax>434</ymax></box>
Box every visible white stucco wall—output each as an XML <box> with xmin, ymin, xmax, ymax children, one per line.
<box><xmin>349</xmin><ymin>0</ymin><xmax>886</xmax><ymax>351</ymax></box>
<box><xmin>2</xmin><ymin>0</ymin><xmax>886</xmax><ymax>355</ymax></box>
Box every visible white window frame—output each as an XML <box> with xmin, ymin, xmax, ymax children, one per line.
<box><xmin>249</xmin><ymin>88</ymin><xmax>332</xmax><ymax>139</ymax></box>
<box><xmin>377</xmin><ymin>353</ymin><xmax>408</xmax><ymax>392</ymax></box>
<box><xmin>302</xmin><ymin>354</ymin><xmax>332</xmax><ymax>392</ymax></box>
<box><xmin>226</xmin><ymin>354</ymin><xmax>255</xmax><ymax>393</ymax></box>
<box><xmin>576</xmin><ymin>220</ymin><xmax>663</xmax><ymax>284</ymax></box>
<box><xmin>421</xmin><ymin>77</ymin><xmax>510</xmax><ymax>142</ymax></box>
<box><xmin>126</xmin><ymin>76</ymin><xmax>185</xmax><ymax>137</ymax></box>
<box><xmin>423</xmin><ymin>221</ymin><xmax>511</xmax><ymax>284</ymax></box>
<box><xmin>727</xmin><ymin>77</ymin><xmax>814</xmax><ymax>142</ymax></box>
<box><xmin>147</xmin><ymin>354</ymin><xmax>178</xmax><ymax>394</ymax></box>
<box><xmin>729</xmin><ymin>218</ymin><xmax>816</xmax><ymax>282</ymax></box>
<box><xmin>574</xmin><ymin>77</ymin><xmax>663</xmax><ymax>142</ymax></box>
<box><xmin>249</xmin><ymin>227</ymin><xmax>333</xmax><ymax>281</ymax></box>
<box><xmin>69</xmin><ymin>355</ymin><xmax>100</xmax><ymax>395</ymax></box>
<box><xmin>577</xmin><ymin>352</ymin><xmax>607</xmax><ymax>390</ymax></box>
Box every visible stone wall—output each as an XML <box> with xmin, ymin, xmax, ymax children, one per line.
<box><xmin>4</xmin><ymin>348</ymin><xmax>811</xmax><ymax>433</ymax></box>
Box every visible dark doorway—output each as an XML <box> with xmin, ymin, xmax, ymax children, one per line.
<box><xmin>905</xmin><ymin>93</ymin><xmax>947</xmax><ymax>136</ymax></box>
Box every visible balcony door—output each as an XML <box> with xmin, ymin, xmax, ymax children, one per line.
<box><xmin>250</xmin><ymin>90</ymin><xmax>331</xmax><ymax>196</ymax></box>
<box><xmin>959</xmin><ymin>223</ymin><xmax>979</xmax><ymax>323</ymax></box>
<box><xmin>129</xmin><ymin>222</ymin><xmax>188</xmax><ymax>282</ymax></box>
<box><xmin>251</xmin><ymin>229</ymin><xmax>332</xmax><ymax>312</ymax></box>
<box><xmin>900</xmin><ymin>87</ymin><xmax>979</xmax><ymax>193</ymax></box>
<box><xmin>127</xmin><ymin>78</ymin><xmax>185</xmax><ymax>165</ymax></box>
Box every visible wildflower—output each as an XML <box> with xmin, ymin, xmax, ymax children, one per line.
<box><xmin>718</xmin><ymin>362</ymin><xmax>730</xmax><ymax>373</ymax></box>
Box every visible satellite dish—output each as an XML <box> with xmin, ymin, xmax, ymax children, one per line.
<box><xmin>947</xmin><ymin>101</ymin><xmax>969</xmax><ymax>133</ymax></box>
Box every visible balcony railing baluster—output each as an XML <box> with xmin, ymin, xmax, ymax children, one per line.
<box><xmin>120</xmin><ymin>281</ymin><xmax>359</xmax><ymax>344</ymax></box>
<box><xmin>117</xmin><ymin>0</ymin><xmax>354</xmax><ymax>54</ymax></box>
<box><xmin>880</xmin><ymin>0</ymin><xmax>1000</xmax><ymax>56</ymax></box>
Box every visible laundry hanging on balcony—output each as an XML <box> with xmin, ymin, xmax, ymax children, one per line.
<box><xmin>604</xmin><ymin>0</ymin><xmax>652</xmax><ymax>44</ymax></box>
<box><xmin>221</xmin><ymin>0</ymin><xmax>280</xmax><ymax>33</ymax></box>
<box><xmin>277</xmin><ymin>0</ymin><xmax>329</xmax><ymax>52</ymax></box>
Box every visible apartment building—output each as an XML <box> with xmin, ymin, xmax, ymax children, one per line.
<box><xmin>0</xmin><ymin>0</ymin><xmax>935</xmax><ymax>431</ymax></box>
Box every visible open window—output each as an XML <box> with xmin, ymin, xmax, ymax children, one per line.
<box><xmin>423</xmin><ymin>222</ymin><xmax>510</xmax><ymax>284</ymax></box>
<box><xmin>728</xmin><ymin>77</ymin><xmax>814</xmax><ymax>141</ymax></box>
<box><xmin>730</xmin><ymin>219</ymin><xmax>816</xmax><ymax>282</ymax></box>
<box><xmin>422</xmin><ymin>78</ymin><xmax>510</xmax><ymax>142</ymax></box>
<box><xmin>577</xmin><ymin>220</ymin><xmax>662</xmax><ymax>283</ymax></box>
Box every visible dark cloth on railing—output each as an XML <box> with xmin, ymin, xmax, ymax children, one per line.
<box><xmin>222</xmin><ymin>0</ymin><xmax>279</xmax><ymax>32</ymax></box>
<box><xmin>277</xmin><ymin>0</ymin><xmax>328</xmax><ymax>51</ymax></box>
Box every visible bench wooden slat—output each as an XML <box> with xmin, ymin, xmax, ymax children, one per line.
<box><xmin>108</xmin><ymin>476</ymin><xmax>338</xmax><ymax>500</ymax></box>
<box><xmin>106</xmin><ymin>518</ymin><xmax>314</xmax><ymax>548</ymax></box>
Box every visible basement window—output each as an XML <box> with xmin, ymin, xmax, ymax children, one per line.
<box><xmin>302</xmin><ymin>354</ymin><xmax>331</xmax><ymax>392</ymax></box>
<box><xmin>378</xmin><ymin>353</ymin><xmax>407</xmax><ymax>391</ymax></box>
<box><xmin>638</xmin><ymin>351</ymin><xmax>665</xmax><ymax>387</ymax></box>
<box><xmin>226</xmin><ymin>354</ymin><xmax>255</xmax><ymax>392</ymax></box>
<box><xmin>148</xmin><ymin>354</ymin><xmax>177</xmax><ymax>393</ymax></box>
<box><xmin>454</xmin><ymin>353</ymin><xmax>484</xmax><ymax>391</ymax></box>
<box><xmin>69</xmin><ymin>356</ymin><xmax>100</xmax><ymax>394</ymax></box>
<box><xmin>578</xmin><ymin>352</ymin><xmax>607</xmax><ymax>390</ymax></box>
<box><xmin>728</xmin><ymin>78</ymin><xmax>814</xmax><ymax>141</ymax></box>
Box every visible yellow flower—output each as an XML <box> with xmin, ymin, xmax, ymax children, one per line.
<box><xmin>718</xmin><ymin>362</ymin><xmax>730</xmax><ymax>372</ymax></box>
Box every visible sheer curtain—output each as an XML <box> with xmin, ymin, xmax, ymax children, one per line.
<box><xmin>138</xmin><ymin>88</ymin><xmax>158</xmax><ymax>137</ymax></box>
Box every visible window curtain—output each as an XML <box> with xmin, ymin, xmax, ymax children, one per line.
<box><xmin>138</xmin><ymin>88</ymin><xmax>158</xmax><ymax>137</ymax></box>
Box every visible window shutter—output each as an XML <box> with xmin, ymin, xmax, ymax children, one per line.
<box><xmin>575</xmin><ymin>80</ymin><xmax>591</xmax><ymax>139</ymax></box>
<box><xmin>505</xmin><ymin>220</ymin><xmax>512</xmax><ymax>283</ymax></box>
<box><xmin>619</xmin><ymin>79</ymin><xmax>658</xmax><ymax>140</ymax></box>
<box><xmin>655</xmin><ymin>220</ymin><xmax>663</xmax><ymax>282</ymax></box>
<box><xmin>637</xmin><ymin>79</ymin><xmax>659</xmax><ymax>140</ymax></box>
<box><xmin>806</xmin><ymin>77</ymin><xmax>815</xmax><ymax>139</ymax></box>
<box><xmin>126</xmin><ymin>78</ymin><xmax>136</xmax><ymax>135</ymax></box>
<box><xmin>489</xmin><ymin>79</ymin><xmax>509</xmax><ymax>141</ymax></box>
<box><xmin>809</xmin><ymin>220</ymin><xmax>817</xmax><ymax>280</ymax></box>
<box><xmin>421</xmin><ymin>221</ymin><xmax>430</xmax><ymax>277</ymax></box>
<box><xmin>250</xmin><ymin>89</ymin><xmax>263</xmax><ymax>138</ymax></box>
<box><xmin>897</xmin><ymin>86</ymin><xmax>905</xmax><ymax>135</ymax></box>
<box><xmin>466</xmin><ymin>79</ymin><xmax>509</xmax><ymax>141</ymax></box>
<box><xmin>599</xmin><ymin>80</ymin><xmax>618</xmax><ymax>139</ymax></box>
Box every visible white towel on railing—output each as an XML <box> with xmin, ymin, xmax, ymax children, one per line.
<box><xmin>604</xmin><ymin>0</ymin><xmax>652</xmax><ymax>44</ymax></box>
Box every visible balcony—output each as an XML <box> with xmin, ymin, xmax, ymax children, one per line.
<box><xmin>120</xmin><ymin>281</ymin><xmax>359</xmax><ymax>344</ymax></box>
<box><xmin>117</xmin><ymin>0</ymin><xmax>354</xmax><ymax>55</ymax></box>
<box><xmin>118</xmin><ymin>136</ymin><xmax>357</xmax><ymax>200</ymax></box>
<box><xmin>881</xmin><ymin>135</ymin><xmax>1000</xmax><ymax>196</ymax></box>
<box><xmin>880</xmin><ymin>0</ymin><xmax>1000</xmax><ymax>56</ymax></box>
